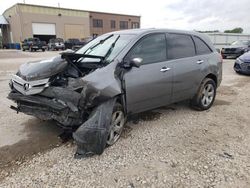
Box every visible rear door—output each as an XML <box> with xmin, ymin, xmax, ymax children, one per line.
<box><xmin>166</xmin><ymin>33</ymin><xmax>208</xmax><ymax>102</ymax></box>
<box><xmin>123</xmin><ymin>33</ymin><xmax>173</xmax><ymax>113</ymax></box>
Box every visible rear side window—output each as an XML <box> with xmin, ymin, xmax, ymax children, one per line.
<box><xmin>127</xmin><ymin>34</ymin><xmax>167</xmax><ymax>64</ymax></box>
<box><xmin>167</xmin><ymin>34</ymin><xmax>195</xmax><ymax>60</ymax></box>
<box><xmin>193</xmin><ymin>36</ymin><xmax>212</xmax><ymax>55</ymax></box>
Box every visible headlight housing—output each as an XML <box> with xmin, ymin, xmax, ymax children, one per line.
<box><xmin>236</xmin><ymin>58</ymin><xmax>244</xmax><ymax>64</ymax></box>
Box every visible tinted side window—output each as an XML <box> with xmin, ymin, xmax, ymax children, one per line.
<box><xmin>127</xmin><ymin>34</ymin><xmax>167</xmax><ymax>64</ymax></box>
<box><xmin>167</xmin><ymin>34</ymin><xmax>195</xmax><ymax>60</ymax></box>
<box><xmin>193</xmin><ymin>36</ymin><xmax>212</xmax><ymax>55</ymax></box>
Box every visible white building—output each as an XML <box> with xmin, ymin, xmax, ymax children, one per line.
<box><xmin>205</xmin><ymin>32</ymin><xmax>250</xmax><ymax>49</ymax></box>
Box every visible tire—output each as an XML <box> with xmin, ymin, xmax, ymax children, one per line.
<box><xmin>106</xmin><ymin>103</ymin><xmax>125</xmax><ymax>146</ymax></box>
<box><xmin>191</xmin><ymin>78</ymin><xmax>216</xmax><ymax>111</ymax></box>
<box><xmin>42</xmin><ymin>49</ymin><xmax>45</xmax><ymax>52</ymax></box>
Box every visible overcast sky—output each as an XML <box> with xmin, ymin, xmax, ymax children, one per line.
<box><xmin>0</xmin><ymin>0</ymin><xmax>249</xmax><ymax>33</ymax></box>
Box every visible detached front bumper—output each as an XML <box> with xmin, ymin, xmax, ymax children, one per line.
<box><xmin>8</xmin><ymin>90</ymin><xmax>84</xmax><ymax>128</ymax></box>
<box><xmin>9</xmin><ymin>75</ymin><xmax>86</xmax><ymax>128</ymax></box>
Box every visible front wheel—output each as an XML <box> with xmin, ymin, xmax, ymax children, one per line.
<box><xmin>191</xmin><ymin>78</ymin><xmax>216</xmax><ymax>111</ymax></box>
<box><xmin>106</xmin><ymin>103</ymin><xmax>125</xmax><ymax>146</ymax></box>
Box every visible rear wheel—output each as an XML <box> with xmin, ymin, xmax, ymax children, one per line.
<box><xmin>106</xmin><ymin>103</ymin><xmax>125</xmax><ymax>146</ymax></box>
<box><xmin>191</xmin><ymin>78</ymin><xmax>216</xmax><ymax>111</ymax></box>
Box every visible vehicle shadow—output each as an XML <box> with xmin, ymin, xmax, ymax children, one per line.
<box><xmin>0</xmin><ymin>118</ymin><xmax>62</xmax><ymax>174</ymax></box>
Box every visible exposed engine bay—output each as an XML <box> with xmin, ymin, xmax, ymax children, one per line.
<box><xmin>8</xmin><ymin>51</ymin><xmax>123</xmax><ymax>157</ymax></box>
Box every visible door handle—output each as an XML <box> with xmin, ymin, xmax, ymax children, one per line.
<box><xmin>160</xmin><ymin>67</ymin><xmax>171</xmax><ymax>72</ymax></box>
<box><xmin>197</xmin><ymin>60</ymin><xmax>204</xmax><ymax>64</ymax></box>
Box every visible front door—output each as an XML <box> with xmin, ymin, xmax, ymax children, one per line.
<box><xmin>123</xmin><ymin>33</ymin><xmax>173</xmax><ymax>114</ymax></box>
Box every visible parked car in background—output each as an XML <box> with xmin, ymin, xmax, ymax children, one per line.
<box><xmin>234</xmin><ymin>51</ymin><xmax>250</xmax><ymax>74</ymax></box>
<box><xmin>22</xmin><ymin>38</ymin><xmax>47</xmax><ymax>52</ymax></box>
<box><xmin>8</xmin><ymin>29</ymin><xmax>222</xmax><ymax>157</ymax></box>
<box><xmin>221</xmin><ymin>40</ymin><xmax>250</xmax><ymax>59</ymax></box>
<box><xmin>64</xmin><ymin>38</ymin><xmax>85</xmax><ymax>51</ymax></box>
<box><xmin>48</xmin><ymin>38</ymin><xmax>65</xmax><ymax>51</ymax></box>
<box><xmin>82</xmin><ymin>36</ymin><xmax>94</xmax><ymax>44</ymax></box>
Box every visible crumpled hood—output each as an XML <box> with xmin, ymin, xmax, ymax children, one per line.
<box><xmin>17</xmin><ymin>56</ymin><xmax>68</xmax><ymax>81</ymax></box>
<box><xmin>239</xmin><ymin>51</ymin><xmax>250</xmax><ymax>62</ymax></box>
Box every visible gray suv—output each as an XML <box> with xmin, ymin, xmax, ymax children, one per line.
<box><xmin>8</xmin><ymin>29</ymin><xmax>222</xmax><ymax>157</ymax></box>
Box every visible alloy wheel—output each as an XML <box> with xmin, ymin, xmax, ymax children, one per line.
<box><xmin>201</xmin><ymin>83</ymin><xmax>215</xmax><ymax>107</ymax></box>
<box><xmin>106</xmin><ymin>110</ymin><xmax>125</xmax><ymax>146</ymax></box>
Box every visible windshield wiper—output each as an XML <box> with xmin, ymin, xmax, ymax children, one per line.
<box><xmin>103</xmin><ymin>35</ymin><xmax>120</xmax><ymax>62</ymax></box>
<box><xmin>83</xmin><ymin>34</ymin><xmax>114</xmax><ymax>55</ymax></box>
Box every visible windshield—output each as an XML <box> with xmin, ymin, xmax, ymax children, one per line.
<box><xmin>231</xmin><ymin>40</ymin><xmax>250</xmax><ymax>46</ymax></box>
<box><xmin>55</xmin><ymin>38</ymin><xmax>64</xmax><ymax>42</ymax></box>
<box><xmin>76</xmin><ymin>34</ymin><xmax>135</xmax><ymax>63</ymax></box>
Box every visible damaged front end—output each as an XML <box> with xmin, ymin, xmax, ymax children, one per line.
<box><xmin>8</xmin><ymin>50</ymin><xmax>123</xmax><ymax>156</ymax></box>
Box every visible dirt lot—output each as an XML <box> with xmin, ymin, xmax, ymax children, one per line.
<box><xmin>0</xmin><ymin>50</ymin><xmax>250</xmax><ymax>187</ymax></box>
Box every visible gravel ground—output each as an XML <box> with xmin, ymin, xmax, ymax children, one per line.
<box><xmin>0</xmin><ymin>51</ymin><xmax>250</xmax><ymax>187</ymax></box>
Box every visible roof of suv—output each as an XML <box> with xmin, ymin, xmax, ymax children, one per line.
<box><xmin>108</xmin><ymin>28</ymin><xmax>215</xmax><ymax>51</ymax></box>
<box><xmin>109</xmin><ymin>28</ymin><xmax>202</xmax><ymax>36</ymax></box>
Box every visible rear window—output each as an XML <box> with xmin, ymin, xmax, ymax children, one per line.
<box><xmin>167</xmin><ymin>34</ymin><xmax>195</xmax><ymax>60</ymax></box>
<box><xmin>193</xmin><ymin>36</ymin><xmax>212</xmax><ymax>55</ymax></box>
<box><xmin>55</xmin><ymin>38</ymin><xmax>64</xmax><ymax>42</ymax></box>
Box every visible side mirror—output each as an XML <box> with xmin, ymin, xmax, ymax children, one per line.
<box><xmin>122</xmin><ymin>57</ymin><xmax>143</xmax><ymax>68</ymax></box>
<box><xmin>129</xmin><ymin>57</ymin><xmax>143</xmax><ymax>68</ymax></box>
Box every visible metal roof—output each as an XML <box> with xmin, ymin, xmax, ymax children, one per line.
<box><xmin>0</xmin><ymin>15</ymin><xmax>9</xmax><ymax>25</ymax></box>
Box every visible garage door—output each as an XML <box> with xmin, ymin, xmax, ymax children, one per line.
<box><xmin>64</xmin><ymin>24</ymin><xmax>85</xmax><ymax>39</ymax></box>
<box><xmin>32</xmin><ymin>23</ymin><xmax>56</xmax><ymax>35</ymax></box>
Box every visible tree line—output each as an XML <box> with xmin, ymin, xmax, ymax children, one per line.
<box><xmin>196</xmin><ymin>27</ymin><xmax>243</xmax><ymax>33</ymax></box>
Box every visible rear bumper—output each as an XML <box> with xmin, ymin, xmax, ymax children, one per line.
<box><xmin>54</xmin><ymin>45</ymin><xmax>65</xmax><ymax>49</ymax></box>
<box><xmin>221</xmin><ymin>51</ymin><xmax>244</xmax><ymax>58</ymax></box>
<box><xmin>22</xmin><ymin>45</ymin><xmax>47</xmax><ymax>50</ymax></box>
